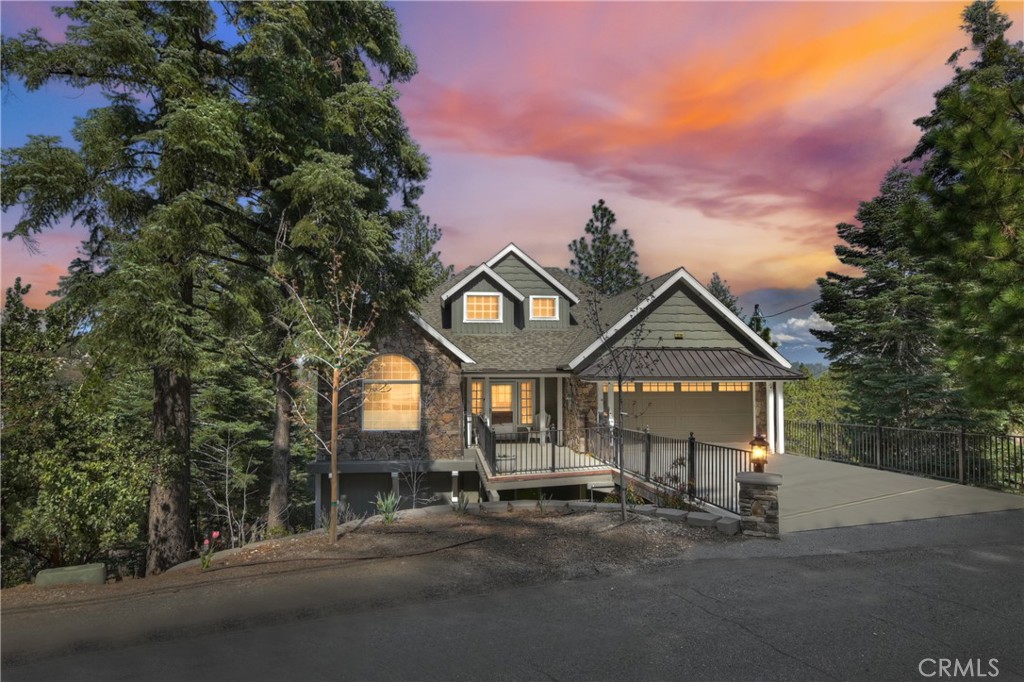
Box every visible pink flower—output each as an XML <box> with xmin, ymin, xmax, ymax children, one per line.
<box><xmin>212</xmin><ymin>531</ymin><xmax>220</xmax><ymax>540</ymax></box>
<box><xmin>203</xmin><ymin>538</ymin><xmax>210</xmax><ymax>546</ymax></box>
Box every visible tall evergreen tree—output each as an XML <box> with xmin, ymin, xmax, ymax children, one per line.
<box><xmin>2</xmin><ymin>1</ymin><xmax>432</xmax><ymax>572</ymax></box>
<box><xmin>394</xmin><ymin>208</ymin><xmax>454</xmax><ymax>290</ymax></box>
<box><xmin>567</xmin><ymin>199</ymin><xmax>645</xmax><ymax>296</ymax></box>
<box><xmin>904</xmin><ymin>0</ymin><xmax>1024</xmax><ymax>416</ymax></box>
<box><xmin>813</xmin><ymin>168</ymin><xmax>973</xmax><ymax>427</ymax></box>
<box><xmin>707</xmin><ymin>272</ymin><xmax>743</xmax><ymax>318</ymax></box>
<box><xmin>1</xmin><ymin>280</ymin><xmax>152</xmax><ymax>585</ymax></box>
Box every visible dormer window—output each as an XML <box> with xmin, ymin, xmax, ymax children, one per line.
<box><xmin>529</xmin><ymin>296</ymin><xmax>559</xmax><ymax>321</ymax></box>
<box><xmin>464</xmin><ymin>293</ymin><xmax>502</xmax><ymax>323</ymax></box>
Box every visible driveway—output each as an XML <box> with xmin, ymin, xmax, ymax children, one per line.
<box><xmin>774</xmin><ymin>452</ymin><xmax>1024</xmax><ymax>532</ymax></box>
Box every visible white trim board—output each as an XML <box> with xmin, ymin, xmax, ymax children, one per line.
<box><xmin>409</xmin><ymin>313</ymin><xmax>475</xmax><ymax>364</ymax></box>
<box><xmin>486</xmin><ymin>243</ymin><xmax>581</xmax><ymax>304</ymax></box>
<box><xmin>440</xmin><ymin>264</ymin><xmax>525</xmax><ymax>304</ymax></box>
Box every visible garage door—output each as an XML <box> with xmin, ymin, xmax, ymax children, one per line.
<box><xmin>618</xmin><ymin>386</ymin><xmax>752</xmax><ymax>444</ymax></box>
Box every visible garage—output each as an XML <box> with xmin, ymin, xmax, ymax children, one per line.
<box><xmin>616</xmin><ymin>383</ymin><xmax>753</xmax><ymax>444</ymax></box>
<box><xmin>581</xmin><ymin>348</ymin><xmax>806</xmax><ymax>451</ymax></box>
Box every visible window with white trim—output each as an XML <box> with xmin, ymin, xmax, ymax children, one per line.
<box><xmin>362</xmin><ymin>355</ymin><xmax>420</xmax><ymax>431</ymax></box>
<box><xmin>519</xmin><ymin>381</ymin><xmax>534</xmax><ymax>424</ymax></box>
<box><xmin>529</xmin><ymin>296</ymin><xmax>559</xmax><ymax>321</ymax></box>
<box><xmin>464</xmin><ymin>293</ymin><xmax>502</xmax><ymax>322</ymax></box>
<box><xmin>470</xmin><ymin>380</ymin><xmax>484</xmax><ymax>415</ymax></box>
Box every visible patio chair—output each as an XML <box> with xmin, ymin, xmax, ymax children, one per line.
<box><xmin>534</xmin><ymin>412</ymin><xmax>551</xmax><ymax>444</ymax></box>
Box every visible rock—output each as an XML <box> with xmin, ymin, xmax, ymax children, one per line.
<box><xmin>36</xmin><ymin>563</ymin><xmax>106</xmax><ymax>587</ymax></box>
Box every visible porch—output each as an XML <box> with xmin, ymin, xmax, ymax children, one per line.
<box><xmin>471</xmin><ymin>416</ymin><xmax>615</xmax><ymax>493</ymax></box>
<box><xmin>471</xmin><ymin>416</ymin><xmax>755</xmax><ymax>513</ymax></box>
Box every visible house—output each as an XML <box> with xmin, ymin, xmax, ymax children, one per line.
<box><xmin>309</xmin><ymin>243</ymin><xmax>804</xmax><ymax>518</ymax></box>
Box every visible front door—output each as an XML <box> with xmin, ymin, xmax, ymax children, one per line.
<box><xmin>490</xmin><ymin>383</ymin><xmax>514</xmax><ymax>426</ymax></box>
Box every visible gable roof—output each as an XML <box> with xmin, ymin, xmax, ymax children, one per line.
<box><xmin>410</xmin><ymin>248</ymin><xmax>792</xmax><ymax>374</ymax></box>
<box><xmin>565</xmin><ymin>268</ymin><xmax>792</xmax><ymax>370</ymax></box>
<box><xmin>439</xmin><ymin>263</ymin><xmax>525</xmax><ymax>303</ymax></box>
<box><xmin>486</xmin><ymin>243</ymin><xmax>581</xmax><ymax>303</ymax></box>
<box><xmin>409</xmin><ymin>313</ymin><xmax>475</xmax><ymax>364</ymax></box>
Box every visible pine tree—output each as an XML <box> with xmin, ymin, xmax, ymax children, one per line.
<box><xmin>813</xmin><ymin>168</ymin><xmax>974</xmax><ymax>428</ymax></box>
<box><xmin>2</xmin><ymin>2</ymin><xmax>433</xmax><ymax>572</ymax></box>
<box><xmin>1</xmin><ymin>280</ymin><xmax>152</xmax><ymax>585</ymax></box>
<box><xmin>707</xmin><ymin>272</ymin><xmax>743</xmax><ymax>318</ymax></box>
<box><xmin>567</xmin><ymin>199</ymin><xmax>645</xmax><ymax>296</ymax></box>
<box><xmin>904</xmin><ymin>0</ymin><xmax>1024</xmax><ymax>415</ymax></box>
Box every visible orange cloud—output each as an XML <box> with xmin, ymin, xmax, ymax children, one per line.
<box><xmin>401</xmin><ymin>1</ymin><xmax>969</xmax><ymax>233</ymax></box>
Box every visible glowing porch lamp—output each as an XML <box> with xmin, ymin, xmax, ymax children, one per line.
<box><xmin>749</xmin><ymin>434</ymin><xmax>769</xmax><ymax>473</ymax></box>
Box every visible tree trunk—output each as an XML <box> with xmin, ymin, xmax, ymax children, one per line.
<box><xmin>147</xmin><ymin>365</ymin><xmax>192</xmax><ymax>575</ymax></box>
<box><xmin>317</xmin><ymin>369</ymin><xmax>333</xmax><ymax>460</ymax></box>
<box><xmin>268</xmin><ymin>357</ymin><xmax>293</xmax><ymax>532</ymax></box>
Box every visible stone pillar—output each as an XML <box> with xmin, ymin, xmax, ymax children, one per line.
<box><xmin>736</xmin><ymin>471</ymin><xmax>782</xmax><ymax>538</ymax></box>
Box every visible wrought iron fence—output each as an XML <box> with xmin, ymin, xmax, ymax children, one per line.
<box><xmin>473</xmin><ymin>414</ymin><xmax>496</xmax><ymax>474</ymax></box>
<box><xmin>693</xmin><ymin>440</ymin><xmax>755</xmax><ymax>513</ymax></box>
<box><xmin>591</xmin><ymin>427</ymin><xmax>750</xmax><ymax>513</ymax></box>
<box><xmin>475</xmin><ymin>416</ymin><xmax>610</xmax><ymax>475</ymax></box>
<box><xmin>785</xmin><ymin>420</ymin><xmax>1024</xmax><ymax>494</ymax></box>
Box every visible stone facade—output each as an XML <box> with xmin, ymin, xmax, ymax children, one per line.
<box><xmin>737</xmin><ymin>471</ymin><xmax>781</xmax><ymax>538</ymax></box>
<box><xmin>754</xmin><ymin>382</ymin><xmax>767</xmax><ymax>439</ymax></box>
<box><xmin>563</xmin><ymin>377</ymin><xmax>597</xmax><ymax>453</ymax></box>
<box><xmin>324</xmin><ymin>319</ymin><xmax>466</xmax><ymax>462</ymax></box>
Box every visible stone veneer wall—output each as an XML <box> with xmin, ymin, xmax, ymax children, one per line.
<box><xmin>755</xmin><ymin>382</ymin><xmax>767</xmax><ymax>439</ymax></box>
<box><xmin>563</xmin><ymin>377</ymin><xmax>597</xmax><ymax>452</ymax></box>
<box><xmin>737</xmin><ymin>472</ymin><xmax>781</xmax><ymax>538</ymax></box>
<box><xmin>325</xmin><ymin>319</ymin><xmax>466</xmax><ymax>461</ymax></box>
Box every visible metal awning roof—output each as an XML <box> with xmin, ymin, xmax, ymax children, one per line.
<box><xmin>576</xmin><ymin>348</ymin><xmax>805</xmax><ymax>381</ymax></box>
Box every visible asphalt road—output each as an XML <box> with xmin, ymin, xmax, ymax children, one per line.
<box><xmin>4</xmin><ymin>509</ymin><xmax>1023</xmax><ymax>682</ymax></box>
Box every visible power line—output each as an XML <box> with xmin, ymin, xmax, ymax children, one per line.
<box><xmin>763</xmin><ymin>299</ymin><xmax>820</xmax><ymax>319</ymax></box>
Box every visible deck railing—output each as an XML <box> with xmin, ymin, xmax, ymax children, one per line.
<box><xmin>692</xmin><ymin>440</ymin><xmax>754</xmax><ymax>513</ymax></box>
<box><xmin>786</xmin><ymin>420</ymin><xmax>1024</xmax><ymax>494</ymax></box>
<box><xmin>590</xmin><ymin>427</ymin><xmax>751</xmax><ymax>513</ymax></box>
<box><xmin>475</xmin><ymin>417</ymin><xmax>610</xmax><ymax>475</ymax></box>
<box><xmin>473</xmin><ymin>415</ymin><xmax>497</xmax><ymax>474</ymax></box>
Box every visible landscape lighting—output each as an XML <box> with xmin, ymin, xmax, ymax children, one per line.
<box><xmin>749</xmin><ymin>434</ymin><xmax>769</xmax><ymax>473</ymax></box>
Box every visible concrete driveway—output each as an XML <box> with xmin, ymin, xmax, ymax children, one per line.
<box><xmin>773</xmin><ymin>452</ymin><xmax>1024</xmax><ymax>532</ymax></box>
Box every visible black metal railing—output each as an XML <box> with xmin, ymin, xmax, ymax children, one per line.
<box><xmin>590</xmin><ymin>427</ymin><xmax>750</xmax><ymax>514</ymax></box>
<box><xmin>692</xmin><ymin>440</ymin><xmax>754</xmax><ymax>514</ymax></box>
<box><xmin>476</xmin><ymin>419</ymin><xmax>611</xmax><ymax>476</ymax></box>
<box><xmin>473</xmin><ymin>414</ymin><xmax>497</xmax><ymax>474</ymax></box>
<box><xmin>786</xmin><ymin>420</ymin><xmax>1024</xmax><ymax>494</ymax></box>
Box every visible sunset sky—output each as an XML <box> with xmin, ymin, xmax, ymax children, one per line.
<box><xmin>2</xmin><ymin>1</ymin><xmax>1020</xmax><ymax>363</ymax></box>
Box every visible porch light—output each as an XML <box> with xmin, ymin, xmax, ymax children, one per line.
<box><xmin>749</xmin><ymin>434</ymin><xmax>769</xmax><ymax>473</ymax></box>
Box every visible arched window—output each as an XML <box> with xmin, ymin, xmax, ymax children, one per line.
<box><xmin>362</xmin><ymin>354</ymin><xmax>420</xmax><ymax>431</ymax></box>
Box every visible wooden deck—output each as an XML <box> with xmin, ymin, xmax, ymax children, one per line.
<box><xmin>472</xmin><ymin>442</ymin><xmax>615</xmax><ymax>493</ymax></box>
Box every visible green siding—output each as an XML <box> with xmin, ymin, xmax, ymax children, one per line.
<box><xmin>450</xmin><ymin>275</ymin><xmax>516</xmax><ymax>334</ymax></box>
<box><xmin>491</xmin><ymin>255</ymin><xmax>555</xmax><ymax>295</ymax></box>
<box><xmin>491</xmin><ymin>254</ymin><xmax>570</xmax><ymax>329</ymax></box>
<box><xmin>613</xmin><ymin>286</ymin><xmax>747</xmax><ymax>351</ymax></box>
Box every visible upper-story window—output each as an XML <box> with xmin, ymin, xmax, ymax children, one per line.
<box><xmin>529</xmin><ymin>296</ymin><xmax>559</xmax><ymax>321</ymax></box>
<box><xmin>464</xmin><ymin>293</ymin><xmax>502</xmax><ymax>323</ymax></box>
